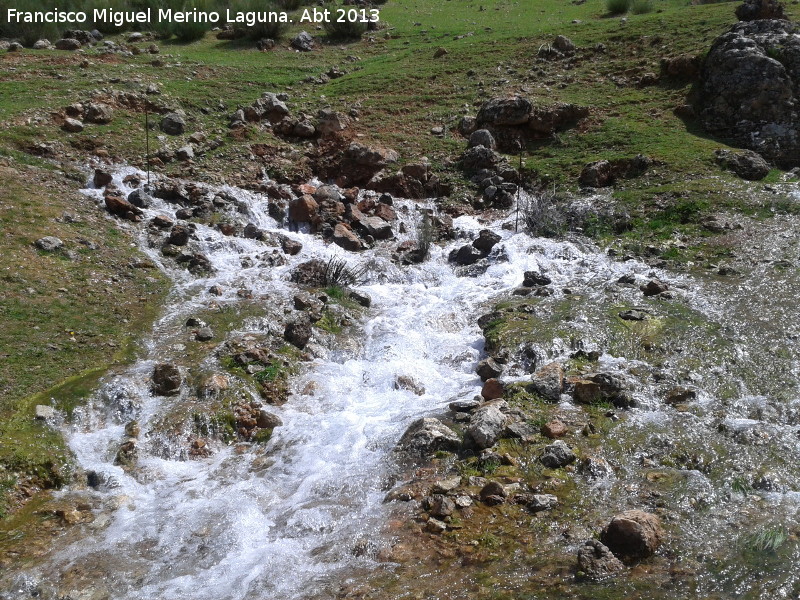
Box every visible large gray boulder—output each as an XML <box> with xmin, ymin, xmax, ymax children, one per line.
<box><xmin>463</xmin><ymin>403</ymin><xmax>506</xmax><ymax>450</ymax></box>
<box><xmin>697</xmin><ymin>19</ymin><xmax>800</xmax><ymax>167</ymax></box>
<box><xmin>397</xmin><ymin>417</ymin><xmax>460</xmax><ymax>457</ymax></box>
<box><xmin>715</xmin><ymin>148</ymin><xmax>771</xmax><ymax>180</ymax></box>
<box><xmin>476</xmin><ymin>96</ymin><xmax>532</xmax><ymax>126</ymax></box>
<box><xmin>161</xmin><ymin>112</ymin><xmax>186</xmax><ymax>135</ymax></box>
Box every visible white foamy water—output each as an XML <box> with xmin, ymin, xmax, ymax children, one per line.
<box><xmin>16</xmin><ymin>167</ymin><xmax>796</xmax><ymax>599</ymax></box>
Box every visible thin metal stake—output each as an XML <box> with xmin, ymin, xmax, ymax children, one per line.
<box><xmin>145</xmin><ymin>102</ymin><xmax>151</xmax><ymax>188</ymax></box>
<box><xmin>515</xmin><ymin>151</ymin><xmax>523</xmax><ymax>232</ymax></box>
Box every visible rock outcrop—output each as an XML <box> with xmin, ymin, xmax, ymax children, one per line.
<box><xmin>697</xmin><ymin>18</ymin><xmax>800</xmax><ymax>167</ymax></box>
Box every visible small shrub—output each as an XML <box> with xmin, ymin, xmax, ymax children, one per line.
<box><xmin>606</xmin><ymin>0</ymin><xmax>631</xmax><ymax>14</ymax></box>
<box><xmin>1</xmin><ymin>0</ymin><xmax>61</xmax><ymax>45</ymax></box>
<box><xmin>323</xmin><ymin>256</ymin><xmax>366</xmax><ymax>288</ymax></box>
<box><xmin>275</xmin><ymin>0</ymin><xmax>312</xmax><ymax>9</ymax></box>
<box><xmin>746</xmin><ymin>527</ymin><xmax>788</xmax><ymax>553</ymax></box>
<box><xmin>323</xmin><ymin>4</ymin><xmax>368</xmax><ymax>41</ymax></box>
<box><xmin>523</xmin><ymin>189</ymin><xmax>568</xmax><ymax>238</ymax></box>
<box><xmin>630</xmin><ymin>0</ymin><xmax>654</xmax><ymax>14</ymax></box>
<box><xmin>230</xmin><ymin>0</ymin><xmax>289</xmax><ymax>40</ymax></box>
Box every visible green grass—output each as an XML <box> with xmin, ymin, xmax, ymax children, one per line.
<box><xmin>0</xmin><ymin>163</ymin><xmax>169</xmax><ymax>519</ymax></box>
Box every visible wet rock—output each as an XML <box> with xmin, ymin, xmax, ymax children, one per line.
<box><xmin>425</xmin><ymin>494</ymin><xmax>456</xmax><ymax>518</ymax></box>
<box><xmin>464</xmin><ymin>403</ymin><xmax>506</xmax><ymax>450</ymax></box>
<box><xmin>35</xmin><ymin>236</ymin><xmax>63</xmax><ymax>252</ymax></box>
<box><xmin>280</xmin><ymin>237</ymin><xmax>303</xmax><ymax>256</ymax></box>
<box><xmin>460</xmin><ymin>145</ymin><xmax>503</xmax><ymax>172</ymax></box>
<box><xmin>128</xmin><ymin>189</ymin><xmax>151</xmax><ymax>209</ymax></box>
<box><xmin>105</xmin><ymin>195</ymin><xmax>143</xmax><ymax>220</ymax></box>
<box><xmin>522</xmin><ymin>271</ymin><xmax>552</xmax><ymax>287</ymax></box>
<box><xmin>640</xmin><ymin>278</ymin><xmax>669</xmax><ymax>296</ymax></box>
<box><xmin>168</xmin><ymin>225</ymin><xmax>191</xmax><ymax>246</ymax></box>
<box><xmin>541</xmin><ymin>419</ymin><xmax>568</xmax><ymax>439</ymax></box>
<box><xmin>579</xmin><ymin>456</ymin><xmax>614</xmax><ymax>480</ymax></box>
<box><xmin>160</xmin><ymin>112</ymin><xmax>186</xmax><ymax>135</ymax></box>
<box><xmin>753</xmin><ymin>472</ymin><xmax>786</xmax><ymax>492</ymax></box>
<box><xmin>600</xmin><ymin>510</ymin><xmax>664</xmax><ymax>559</ymax></box>
<box><xmin>479</xmin><ymin>480</ymin><xmax>507</xmax><ymax>505</ymax></box>
<box><xmin>528</xmin><ymin>362</ymin><xmax>564</xmax><ymax>402</ymax></box>
<box><xmin>397</xmin><ymin>417</ymin><xmax>461</xmax><ymax>457</ymax></box>
<box><xmin>199</xmin><ymin>374</ymin><xmax>228</xmax><ymax>396</ymax></box>
<box><xmin>289</xmin><ymin>195</ymin><xmax>319</xmax><ymax>224</ymax></box>
<box><xmin>715</xmin><ymin>149</ymin><xmax>770</xmax><ymax>180</ymax></box>
<box><xmin>504</xmin><ymin>421</ymin><xmax>539</xmax><ymax>441</ymax></box>
<box><xmin>361</xmin><ymin>216</ymin><xmax>393</xmax><ymax>240</ymax></box>
<box><xmin>472</xmin><ymin>229</ymin><xmax>501</xmax><ymax>253</ymax></box>
<box><xmin>481</xmin><ymin>378</ymin><xmax>504</xmax><ymax>400</ymax></box>
<box><xmin>539</xmin><ymin>440</ymin><xmax>576</xmax><ymax>468</ymax></box>
<box><xmin>449</xmin><ymin>244</ymin><xmax>484</xmax><ymax>265</ymax></box>
<box><xmin>476</xmin><ymin>357</ymin><xmax>503</xmax><ymax>381</ymax></box>
<box><xmin>449</xmin><ymin>398</ymin><xmax>481</xmax><ymax>412</ymax></box>
<box><xmin>243</xmin><ymin>223</ymin><xmax>264</xmax><ymax>240</ymax></box>
<box><xmin>573</xmin><ymin>379</ymin><xmax>602</xmax><ymax>404</ymax></box>
<box><xmin>527</xmin><ymin>493</ymin><xmax>558</xmax><ymax>512</ymax></box>
<box><xmin>394</xmin><ymin>375</ymin><xmax>425</xmax><ymax>396</ymax></box>
<box><xmin>665</xmin><ymin>387</ymin><xmax>696</xmax><ymax>405</ymax></box>
<box><xmin>284</xmin><ymin>318</ymin><xmax>312</xmax><ymax>349</ymax></box>
<box><xmin>34</xmin><ymin>405</ymin><xmax>55</xmax><ymax>420</ymax></box>
<box><xmin>425</xmin><ymin>518</ymin><xmax>447</xmax><ymax>534</ymax></box>
<box><xmin>575</xmin><ymin>372</ymin><xmax>634</xmax><ymax>408</ymax></box>
<box><xmin>152</xmin><ymin>363</ymin><xmax>181</xmax><ymax>396</ymax></box>
<box><xmin>290</xmin><ymin>259</ymin><xmax>327</xmax><ymax>286</ymax></box>
<box><xmin>577</xmin><ymin>539</ymin><xmax>626</xmax><ymax>581</ymax></box>
<box><xmin>332</xmin><ymin>223</ymin><xmax>363</xmax><ymax>251</ymax></box>
<box><xmin>256</xmin><ymin>409</ymin><xmax>283</xmax><ymax>429</ymax></box>
<box><xmin>432</xmin><ymin>476</ymin><xmax>462</xmax><ymax>494</ymax></box>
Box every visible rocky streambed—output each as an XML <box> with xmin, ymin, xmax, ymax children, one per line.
<box><xmin>3</xmin><ymin>165</ymin><xmax>800</xmax><ymax>600</ymax></box>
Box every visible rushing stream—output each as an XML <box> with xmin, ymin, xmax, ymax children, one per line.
<box><xmin>5</xmin><ymin>168</ymin><xmax>800</xmax><ymax>599</ymax></box>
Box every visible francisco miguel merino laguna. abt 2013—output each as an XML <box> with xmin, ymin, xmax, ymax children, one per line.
<box><xmin>5</xmin><ymin>8</ymin><xmax>294</xmax><ymax>28</ymax></box>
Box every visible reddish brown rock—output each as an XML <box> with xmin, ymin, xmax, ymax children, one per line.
<box><xmin>332</xmin><ymin>223</ymin><xmax>363</xmax><ymax>251</ymax></box>
<box><xmin>601</xmin><ymin>510</ymin><xmax>664</xmax><ymax>559</ymax></box>
<box><xmin>573</xmin><ymin>380</ymin><xmax>602</xmax><ymax>404</ymax></box>
<box><xmin>541</xmin><ymin>419</ymin><xmax>568</xmax><ymax>439</ymax></box>
<box><xmin>289</xmin><ymin>195</ymin><xmax>319</xmax><ymax>224</ymax></box>
<box><xmin>105</xmin><ymin>195</ymin><xmax>143</xmax><ymax>220</ymax></box>
<box><xmin>481</xmin><ymin>378</ymin><xmax>504</xmax><ymax>400</ymax></box>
